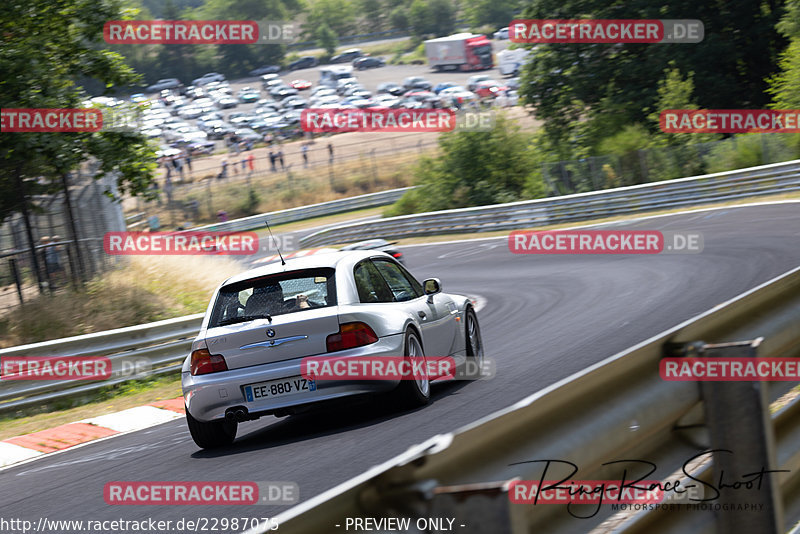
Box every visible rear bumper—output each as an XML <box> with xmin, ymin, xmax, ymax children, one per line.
<box><xmin>182</xmin><ymin>334</ymin><xmax>404</xmax><ymax>422</ymax></box>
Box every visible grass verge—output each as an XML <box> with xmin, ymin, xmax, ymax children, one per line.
<box><xmin>0</xmin><ymin>373</ymin><xmax>182</xmax><ymax>440</ymax></box>
<box><xmin>0</xmin><ymin>255</ymin><xmax>243</xmax><ymax>348</ymax></box>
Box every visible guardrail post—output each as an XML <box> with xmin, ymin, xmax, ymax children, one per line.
<box><xmin>697</xmin><ymin>339</ymin><xmax>784</xmax><ymax>534</ymax></box>
<box><xmin>360</xmin><ymin>478</ymin><xmax>523</xmax><ymax>534</ymax></box>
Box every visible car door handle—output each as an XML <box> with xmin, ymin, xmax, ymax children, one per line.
<box><xmin>418</xmin><ymin>311</ymin><xmax>427</xmax><ymax>320</ymax></box>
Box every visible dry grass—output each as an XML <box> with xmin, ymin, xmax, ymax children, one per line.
<box><xmin>0</xmin><ymin>255</ymin><xmax>243</xmax><ymax>348</ymax></box>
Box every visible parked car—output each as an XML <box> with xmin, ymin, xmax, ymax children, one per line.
<box><xmin>353</xmin><ymin>56</ymin><xmax>385</xmax><ymax>70</ymax></box>
<box><xmin>204</xmin><ymin>122</ymin><xmax>236</xmax><ymax>140</ymax></box>
<box><xmin>439</xmin><ymin>86</ymin><xmax>478</xmax><ymax>106</ymax></box>
<box><xmin>331</xmin><ymin>48</ymin><xmax>362</xmax><ymax>64</ymax></box>
<box><xmin>238</xmin><ymin>87</ymin><xmax>261</xmax><ymax>103</ymax></box>
<box><xmin>289</xmin><ymin>56</ymin><xmax>318</xmax><ymax>70</ymax></box>
<box><xmin>215</xmin><ymin>96</ymin><xmax>239</xmax><ymax>109</ymax></box>
<box><xmin>433</xmin><ymin>82</ymin><xmax>458</xmax><ymax>94</ymax></box>
<box><xmin>232</xmin><ymin>128</ymin><xmax>261</xmax><ymax>143</ymax></box>
<box><xmin>186</xmin><ymin>141</ymin><xmax>216</xmax><ymax>156</ymax></box>
<box><xmin>340</xmin><ymin>239</ymin><xmax>405</xmax><ymax>264</ymax></box>
<box><xmin>402</xmin><ymin>76</ymin><xmax>432</xmax><ymax>92</ymax></box>
<box><xmin>249</xmin><ymin>65</ymin><xmax>281</xmax><ymax>76</ymax></box>
<box><xmin>494</xmin><ymin>27</ymin><xmax>509</xmax><ymax>40</ymax></box>
<box><xmin>192</xmin><ymin>72</ymin><xmax>226</xmax><ymax>86</ymax></box>
<box><xmin>466</xmin><ymin>74</ymin><xmax>492</xmax><ymax>92</ymax></box>
<box><xmin>185</xmin><ymin>86</ymin><xmax>205</xmax><ymax>99</ymax></box>
<box><xmin>269</xmin><ymin>85</ymin><xmax>299</xmax><ymax>99</ymax></box>
<box><xmin>181</xmin><ymin>251</ymin><xmax>484</xmax><ymax>448</ymax></box>
<box><xmin>289</xmin><ymin>79</ymin><xmax>312</xmax><ymax>90</ymax></box>
<box><xmin>377</xmin><ymin>82</ymin><xmax>405</xmax><ymax>96</ymax></box>
<box><xmin>474</xmin><ymin>80</ymin><xmax>506</xmax><ymax>98</ymax></box>
<box><xmin>146</xmin><ymin>78</ymin><xmax>183</xmax><ymax>93</ymax></box>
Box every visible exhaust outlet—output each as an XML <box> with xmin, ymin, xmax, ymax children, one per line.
<box><xmin>235</xmin><ymin>408</ymin><xmax>247</xmax><ymax>422</ymax></box>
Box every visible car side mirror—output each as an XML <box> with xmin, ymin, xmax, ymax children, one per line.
<box><xmin>423</xmin><ymin>278</ymin><xmax>442</xmax><ymax>301</ymax></box>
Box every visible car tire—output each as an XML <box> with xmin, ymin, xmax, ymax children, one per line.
<box><xmin>393</xmin><ymin>329</ymin><xmax>431</xmax><ymax>408</ymax></box>
<box><xmin>464</xmin><ymin>307</ymin><xmax>484</xmax><ymax>379</ymax></box>
<box><xmin>185</xmin><ymin>405</ymin><xmax>237</xmax><ymax>449</ymax></box>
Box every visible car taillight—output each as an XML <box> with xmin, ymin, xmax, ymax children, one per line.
<box><xmin>391</xmin><ymin>252</ymin><xmax>403</xmax><ymax>259</ymax></box>
<box><xmin>326</xmin><ymin>322</ymin><xmax>379</xmax><ymax>352</ymax></box>
<box><xmin>190</xmin><ymin>348</ymin><xmax>228</xmax><ymax>375</ymax></box>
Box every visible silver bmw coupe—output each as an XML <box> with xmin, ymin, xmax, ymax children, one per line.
<box><xmin>182</xmin><ymin>250</ymin><xmax>483</xmax><ymax>448</ymax></box>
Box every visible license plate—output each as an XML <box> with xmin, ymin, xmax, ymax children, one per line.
<box><xmin>243</xmin><ymin>376</ymin><xmax>316</xmax><ymax>402</ymax></box>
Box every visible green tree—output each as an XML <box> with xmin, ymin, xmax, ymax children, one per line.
<box><xmin>768</xmin><ymin>0</ymin><xmax>800</xmax><ymax>107</ymax></box>
<box><xmin>387</xmin><ymin>115</ymin><xmax>546</xmax><ymax>215</ymax></box>
<box><xmin>389</xmin><ymin>7</ymin><xmax>409</xmax><ymax>31</ymax></box>
<box><xmin>0</xmin><ymin>0</ymin><xmax>158</xmax><ymax>291</ymax></box>
<box><xmin>196</xmin><ymin>0</ymin><xmax>289</xmax><ymax>78</ymax></box>
<box><xmin>356</xmin><ymin>0</ymin><xmax>385</xmax><ymax>32</ymax></box>
<box><xmin>465</xmin><ymin>0</ymin><xmax>519</xmax><ymax>28</ymax></box>
<box><xmin>519</xmin><ymin>0</ymin><xmax>789</xmax><ymax>153</ymax></box>
<box><xmin>316</xmin><ymin>23</ymin><xmax>338</xmax><ymax>55</ymax></box>
<box><xmin>304</xmin><ymin>0</ymin><xmax>356</xmax><ymax>39</ymax></box>
<box><xmin>429</xmin><ymin>0</ymin><xmax>456</xmax><ymax>37</ymax></box>
<box><xmin>409</xmin><ymin>0</ymin><xmax>455</xmax><ymax>38</ymax></box>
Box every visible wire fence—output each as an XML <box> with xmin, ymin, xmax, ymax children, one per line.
<box><xmin>0</xmin><ymin>166</ymin><xmax>125</xmax><ymax>314</ymax></box>
<box><xmin>134</xmin><ymin>134</ymin><xmax>439</xmax><ymax>227</ymax></box>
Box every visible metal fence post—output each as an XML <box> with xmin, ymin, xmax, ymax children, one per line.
<box><xmin>697</xmin><ymin>339</ymin><xmax>784</xmax><ymax>534</ymax></box>
<box><xmin>9</xmin><ymin>258</ymin><xmax>24</xmax><ymax>305</ymax></box>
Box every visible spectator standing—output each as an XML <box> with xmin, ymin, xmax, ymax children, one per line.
<box><xmin>302</xmin><ymin>144</ymin><xmax>309</xmax><ymax>167</ymax></box>
<box><xmin>219</xmin><ymin>158</ymin><xmax>229</xmax><ymax>180</ymax></box>
<box><xmin>41</xmin><ymin>236</ymin><xmax>65</xmax><ymax>290</ymax></box>
<box><xmin>247</xmin><ymin>153</ymin><xmax>255</xmax><ymax>174</ymax></box>
<box><xmin>269</xmin><ymin>150</ymin><xmax>277</xmax><ymax>172</ymax></box>
<box><xmin>327</xmin><ymin>142</ymin><xmax>334</xmax><ymax>164</ymax></box>
<box><xmin>173</xmin><ymin>156</ymin><xmax>184</xmax><ymax>180</ymax></box>
<box><xmin>277</xmin><ymin>147</ymin><xmax>285</xmax><ymax>170</ymax></box>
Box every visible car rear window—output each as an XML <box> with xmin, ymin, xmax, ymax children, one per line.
<box><xmin>209</xmin><ymin>268</ymin><xmax>336</xmax><ymax>327</ymax></box>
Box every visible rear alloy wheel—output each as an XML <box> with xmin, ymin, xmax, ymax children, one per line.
<box><xmin>464</xmin><ymin>307</ymin><xmax>484</xmax><ymax>379</ymax></box>
<box><xmin>394</xmin><ymin>329</ymin><xmax>431</xmax><ymax>407</ymax></box>
<box><xmin>185</xmin><ymin>405</ymin><xmax>237</xmax><ymax>449</ymax></box>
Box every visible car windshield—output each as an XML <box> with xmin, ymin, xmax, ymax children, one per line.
<box><xmin>208</xmin><ymin>268</ymin><xmax>337</xmax><ymax>327</ymax></box>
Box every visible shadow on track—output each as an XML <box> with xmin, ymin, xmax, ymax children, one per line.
<box><xmin>190</xmin><ymin>380</ymin><xmax>474</xmax><ymax>459</ymax></box>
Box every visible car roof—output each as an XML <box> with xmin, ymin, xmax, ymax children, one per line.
<box><xmin>221</xmin><ymin>250</ymin><xmax>390</xmax><ymax>286</ymax></box>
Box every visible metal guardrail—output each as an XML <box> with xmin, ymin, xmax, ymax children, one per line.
<box><xmin>0</xmin><ymin>314</ymin><xmax>203</xmax><ymax>414</ymax></box>
<box><xmin>0</xmin><ymin>187</ymin><xmax>409</xmax><ymax>413</ymax></box>
<box><xmin>299</xmin><ymin>159</ymin><xmax>800</xmax><ymax>247</ymax></box>
<box><xmin>254</xmin><ymin>265</ymin><xmax>800</xmax><ymax>534</ymax></box>
<box><xmin>188</xmin><ymin>187</ymin><xmax>414</xmax><ymax>234</ymax></box>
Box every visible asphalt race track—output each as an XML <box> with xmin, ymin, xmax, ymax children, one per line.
<box><xmin>2</xmin><ymin>203</ymin><xmax>799</xmax><ymax>531</ymax></box>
